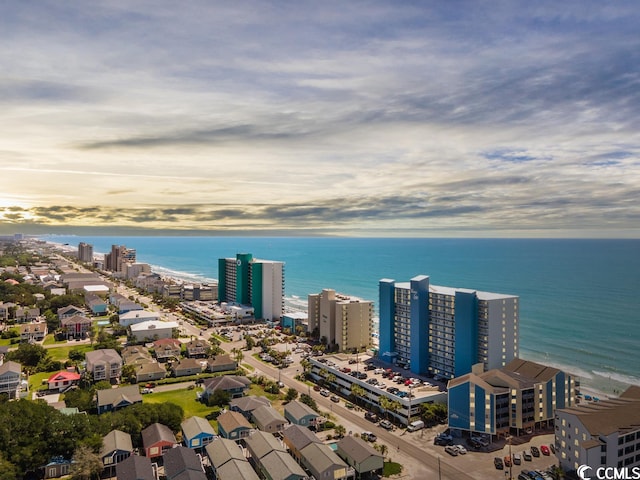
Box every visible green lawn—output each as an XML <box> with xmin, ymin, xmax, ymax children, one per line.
<box><xmin>44</xmin><ymin>334</ymin><xmax>66</xmax><ymax>346</ymax></box>
<box><xmin>46</xmin><ymin>343</ymin><xmax>93</xmax><ymax>361</ymax></box>
<box><xmin>143</xmin><ymin>387</ymin><xmax>214</xmax><ymax>420</ymax></box>
<box><xmin>383</xmin><ymin>462</ymin><xmax>403</xmax><ymax>477</ymax></box>
<box><xmin>29</xmin><ymin>370</ymin><xmax>57</xmax><ymax>392</ymax></box>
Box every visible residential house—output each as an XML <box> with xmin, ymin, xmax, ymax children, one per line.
<box><xmin>119</xmin><ymin>310</ymin><xmax>161</xmax><ymax>327</ymax></box>
<box><xmin>20</xmin><ymin>322</ymin><xmax>47</xmax><ymax>342</ymax></box>
<box><xmin>96</xmin><ymin>385</ymin><xmax>142</xmax><ymax>414</ymax></box>
<box><xmin>141</xmin><ymin>422</ymin><xmax>177</xmax><ymax>459</ymax></box>
<box><xmin>216</xmin><ymin>410</ymin><xmax>253</xmax><ymax>441</ymax></box>
<box><xmin>85</xmin><ymin>349</ymin><xmax>122</xmax><ymax>382</ymax></box>
<box><xmin>42</xmin><ymin>457</ymin><xmax>72</xmax><ymax>479</ymax></box>
<box><xmin>163</xmin><ymin>446</ymin><xmax>207</xmax><ymax>480</ymax></box>
<box><xmin>0</xmin><ymin>361</ymin><xmax>21</xmax><ymax>399</ymax></box>
<box><xmin>115</xmin><ymin>455</ymin><xmax>155</xmax><ymax>480</ymax></box>
<box><xmin>15</xmin><ymin>306</ymin><xmax>40</xmax><ymax>322</ymax></box>
<box><xmin>100</xmin><ymin>430</ymin><xmax>133</xmax><ymax>472</ymax></box>
<box><xmin>134</xmin><ymin>362</ymin><xmax>167</xmax><ymax>384</ymax></box>
<box><xmin>205</xmin><ymin>353</ymin><xmax>237</xmax><ymax>373</ymax></box>
<box><xmin>284</xmin><ymin>400</ymin><xmax>320</xmax><ymax>428</ymax></box>
<box><xmin>61</xmin><ymin>315</ymin><xmax>93</xmax><ymax>340</ymax></box>
<box><xmin>153</xmin><ymin>338</ymin><xmax>182</xmax><ymax>362</ymax></box>
<box><xmin>336</xmin><ymin>435</ymin><xmax>383</xmax><ymax>477</ymax></box>
<box><xmin>129</xmin><ymin>320</ymin><xmax>179</xmax><ymax>343</ymax></box>
<box><xmin>205</xmin><ymin>437</ymin><xmax>247</xmax><ymax>477</ymax></box>
<box><xmin>201</xmin><ymin>375</ymin><xmax>251</xmax><ymax>403</ymax></box>
<box><xmin>0</xmin><ymin>346</ymin><xmax>8</xmax><ymax>364</ymax></box>
<box><xmin>172</xmin><ymin>358</ymin><xmax>203</xmax><ymax>377</ymax></box>
<box><xmin>57</xmin><ymin>304</ymin><xmax>85</xmax><ymax>320</ymax></box>
<box><xmin>109</xmin><ymin>293</ymin><xmax>144</xmax><ymax>315</ymax></box>
<box><xmin>230</xmin><ymin>395</ymin><xmax>271</xmax><ymax>420</ymax></box>
<box><xmin>121</xmin><ymin>346</ymin><xmax>153</xmax><ymax>366</ymax></box>
<box><xmin>85</xmin><ymin>293</ymin><xmax>108</xmax><ymax>316</ymax></box>
<box><xmin>245</xmin><ymin>431</ymin><xmax>307</xmax><ymax>480</ymax></box>
<box><xmin>216</xmin><ymin>458</ymin><xmax>261</xmax><ymax>480</ymax></box>
<box><xmin>181</xmin><ymin>416</ymin><xmax>217</xmax><ymax>451</ymax></box>
<box><xmin>281</xmin><ymin>425</ymin><xmax>322</xmax><ymax>463</ymax></box>
<box><xmin>185</xmin><ymin>339</ymin><xmax>209</xmax><ymax>358</ymax></box>
<box><xmin>252</xmin><ymin>405</ymin><xmax>287</xmax><ymax>434</ymax></box>
<box><xmin>47</xmin><ymin>370</ymin><xmax>81</xmax><ymax>392</ymax></box>
<box><xmin>0</xmin><ymin>301</ymin><xmax>15</xmax><ymax>321</ymax></box>
<box><xmin>300</xmin><ymin>443</ymin><xmax>349</xmax><ymax>480</ymax></box>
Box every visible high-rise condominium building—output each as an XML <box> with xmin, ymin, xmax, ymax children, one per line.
<box><xmin>218</xmin><ymin>253</ymin><xmax>284</xmax><ymax>321</ymax></box>
<box><xmin>379</xmin><ymin>275</ymin><xmax>518</xmax><ymax>379</ymax></box>
<box><xmin>308</xmin><ymin>289</ymin><xmax>373</xmax><ymax>352</ymax></box>
<box><xmin>77</xmin><ymin>242</ymin><xmax>93</xmax><ymax>263</ymax></box>
<box><xmin>104</xmin><ymin>244</ymin><xmax>136</xmax><ymax>273</ymax></box>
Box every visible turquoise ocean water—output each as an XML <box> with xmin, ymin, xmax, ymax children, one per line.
<box><xmin>42</xmin><ymin>236</ymin><xmax>640</xmax><ymax>395</ymax></box>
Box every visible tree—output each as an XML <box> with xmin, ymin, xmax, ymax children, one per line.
<box><xmin>5</xmin><ymin>342</ymin><xmax>48</xmax><ymax>373</ymax></box>
<box><xmin>231</xmin><ymin>347</ymin><xmax>244</xmax><ymax>365</ymax></box>
<box><xmin>244</xmin><ymin>334</ymin><xmax>255</xmax><ymax>350</ymax></box>
<box><xmin>0</xmin><ymin>452</ymin><xmax>19</xmax><ymax>480</ymax></box>
<box><xmin>334</xmin><ymin>424</ymin><xmax>346</xmax><ymax>438</ymax></box>
<box><xmin>70</xmin><ymin>444</ymin><xmax>103</xmax><ymax>480</ymax></box>
<box><xmin>285</xmin><ymin>388</ymin><xmax>299</xmax><ymax>402</ymax></box>
<box><xmin>350</xmin><ymin>384</ymin><xmax>366</xmax><ymax>408</ymax></box>
<box><xmin>205</xmin><ymin>390</ymin><xmax>231</xmax><ymax>407</ymax></box>
<box><xmin>299</xmin><ymin>393</ymin><xmax>318</xmax><ymax>412</ymax></box>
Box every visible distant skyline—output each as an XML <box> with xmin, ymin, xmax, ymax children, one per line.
<box><xmin>1</xmin><ymin>1</ymin><xmax>639</xmax><ymax>237</ymax></box>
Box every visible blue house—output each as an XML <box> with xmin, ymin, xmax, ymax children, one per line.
<box><xmin>181</xmin><ymin>416</ymin><xmax>217</xmax><ymax>451</ymax></box>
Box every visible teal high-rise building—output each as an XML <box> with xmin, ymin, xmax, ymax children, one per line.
<box><xmin>218</xmin><ymin>253</ymin><xmax>284</xmax><ymax>321</ymax></box>
<box><xmin>378</xmin><ymin>275</ymin><xmax>519</xmax><ymax>379</ymax></box>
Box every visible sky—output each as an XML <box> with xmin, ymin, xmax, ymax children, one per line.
<box><xmin>1</xmin><ymin>1</ymin><xmax>639</xmax><ymax>237</ymax></box>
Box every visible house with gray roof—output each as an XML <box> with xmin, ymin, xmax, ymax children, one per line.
<box><xmin>230</xmin><ymin>395</ymin><xmax>271</xmax><ymax>419</ymax></box>
<box><xmin>115</xmin><ymin>455</ymin><xmax>155</xmax><ymax>480</ymax></box>
<box><xmin>172</xmin><ymin>357</ymin><xmax>204</xmax><ymax>377</ymax></box>
<box><xmin>141</xmin><ymin>422</ymin><xmax>177</xmax><ymax>458</ymax></box>
<box><xmin>216</xmin><ymin>410</ymin><xmax>253</xmax><ymax>441</ymax></box>
<box><xmin>185</xmin><ymin>339</ymin><xmax>209</xmax><ymax>358</ymax></box>
<box><xmin>134</xmin><ymin>361</ymin><xmax>166</xmax><ymax>384</ymax></box>
<box><xmin>300</xmin><ymin>442</ymin><xmax>350</xmax><ymax>480</ymax></box>
<box><xmin>206</xmin><ymin>353</ymin><xmax>237</xmax><ymax>373</ymax></box>
<box><xmin>85</xmin><ymin>348</ymin><xmax>122</xmax><ymax>382</ymax></box>
<box><xmin>100</xmin><ymin>430</ymin><xmax>132</xmax><ymax>474</ymax></box>
<box><xmin>96</xmin><ymin>385</ymin><xmax>142</xmax><ymax>414</ymax></box>
<box><xmin>61</xmin><ymin>315</ymin><xmax>92</xmax><ymax>340</ymax></box>
<box><xmin>284</xmin><ymin>400</ymin><xmax>320</xmax><ymax>427</ymax></box>
<box><xmin>281</xmin><ymin>425</ymin><xmax>322</xmax><ymax>463</ymax></box>
<box><xmin>252</xmin><ymin>405</ymin><xmax>287</xmax><ymax>434</ymax></box>
<box><xmin>201</xmin><ymin>375</ymin><xmax>250</xmax><ymax>402</ymax></box>
<box><xmin>259</xmin><ymin>450</ymin><xmax>309</xmax><ymax>480</ymax></box>
<box><xmin>245</xmin><ymin>430</ymin><xmax>286</xmax><ymax>461</ymax></box>
<box><xmin>205</xmin><ymin>437</ymin><xmax>245</xmax><ymax>470</ymax></box>
<box><xmin>216</xmin><ymin>458</ymin><xmax>261</xmax><ymax>480</ymax></box>
<box><xmin>336</xmin><ymin>435</ymin><xmax>383</xmax><ymax>477</ymax></box>
<box><xmin>163</xmin><ymin>445</ymin><xmax>207</xmax><ymax>480</ymax></box>
<box><xmin>181</xmin><ymin>416</ymin><xmax>216</xmax><ymax>451</ymax></box>
<box><xmin>153</xmin><ymin>338</ymin><xmax>182</xmax><ymax>362</ymax></box>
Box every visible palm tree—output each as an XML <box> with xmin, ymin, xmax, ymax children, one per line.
<box><xmin>326</xmin><ymin>373</ymin><xmax>336</xmax><ymax>391</ymax></box>
<box><xmin>378</xmin><ymin>443</ymin><xmax>388</xmax><ymax>461</ymax></box>
<box><xmin>379</xmin><ymin>396</ymin><xmax>392</xmax><ymax>420</ymax></box>
<box><xmin>231</xmin><ymin>347</ymin><xmax>244</xmax><ymax>364</ymax></box>
<box><xmin>351</xmin><ymin>384</ymin><xmax>366</xmax><ymax>407</ymax></box>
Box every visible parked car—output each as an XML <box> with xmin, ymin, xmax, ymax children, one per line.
<box><xmin>365</xmin><ymin>411</ymin><xmax>379</xmax><ymax>422</ymax></box>
<box><xmin>513</xmin><ymin>453</ymin><xmax>522</xmax><ymax>465</ymax></box>
<box><xmin>444</xmin><ymin>445</ymin><xmax>458</xmax><ymax>456</ymax></box>
<box><xmin>523</xmin><ymin>450</ymin><xmax>532</xmax><ymax>461</ymax></box>
<box><xmin>494</xmin><ymin>457</ymin><xmax>504</xmax><ymax>470</ymax></box>
<box><xmin>531</xmin><ymin>446</ymin><xmax>540</xmax><ymax>457</ymax></box>
<box><xmin>504</xmin><ymin>455</ymin><xmax>512</xmax><ymax>467</ymax></box>
<box><xmin>540</xmin><ymin>445</ymin><xmax>550</xmax><ymax>456</ymax></box>
<box><xmin>330</xmin><ymin>395</ymin><xmax>340</xmax><ymax>403</ymax></box>
<box><xmin>434</xmin><ymin>433</ymin><xmax>453</xmax><ymax>446</ymax></box>
<box><xmin>345</xmin><ymin>402</ymin><xmax>355</xmax><ymax>409</ymax></box>
<box><xmin>379</xmin><ymin>420</ymin><xmax>394</xmax><ymax>430</ymax></box>
<box><xmin>549</xmin><ymin>444</ymin><xmax>556</xmax><ymax>454</ymax></box>
<box><xmin>361</xmin><ymin>431</ymin><xmax>376</xmax><ymax>442</ymax></box>
<box><xmin>454</xmin><ymin>445</ymin><xmax>467</xmax><ymax>455</ymax></box>
<box><xmin>320</xmin><ymin>389</ymin><xmax>330</xmax><ymax>397</ymax></box>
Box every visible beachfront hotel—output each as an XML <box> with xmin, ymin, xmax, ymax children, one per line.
<box><xmin>447</xmin><ymin>359</ymin><xmax>575</xmax><ymax>438</ymax></box>
<box><xmin>378</xmin><ymin>275</ymin><xmax>518</xmax><ymax>379</ymax></box>
<box><xmin>554</xmin><ymin>386</ymin><xmax>640</xmax><ymax>472</ymax></box>
<box><xmin>218</xmin><ymin>253</ymin><xmax>285</xmax><ymax>321</ymax></box>
<box><xmin>308</xmin><ymin>289</ymin><xmax>373</xmax><ymax>352</ymax></box>
<box><xmin>104</xmin><ymin>244</ymin><xmax>136</xmax><ymax>273</ymax></box>
<box><xmin>77</xmin><ymin>242</ymin><xmax>93</xmax><ymax>263</ymax></box>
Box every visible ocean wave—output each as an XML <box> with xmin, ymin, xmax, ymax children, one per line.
<box><xmin>149</xmin><ymin>264</ymin><xmax>216</xmax><ymax>285</ymax></box>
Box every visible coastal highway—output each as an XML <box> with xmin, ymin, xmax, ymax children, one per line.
<box><xmin>238</xmin><ymin>347</ymin><xmax>476</xmax><ymax>480</ymax></box>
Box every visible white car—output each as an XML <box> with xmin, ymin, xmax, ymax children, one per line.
<box><xmin>454</xmin><ymin>445</ymin><xmax>467</xmax><ymax>454</ymax></box>
<box><xmin>320</xmin><ymin>389</ymin><xmax>330</xmax><ymax>397</ymax></box>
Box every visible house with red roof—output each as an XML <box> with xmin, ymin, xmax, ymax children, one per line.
<box><xmin>47</xmin><ymin>370</ymin><xmax>81</xmax><ymax>392</ymax></box>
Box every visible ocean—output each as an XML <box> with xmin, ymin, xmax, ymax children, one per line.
<box><xmin>42</xmin><ymin>235</ymin><xmax>640</xmax><ymax>395</ymax></box>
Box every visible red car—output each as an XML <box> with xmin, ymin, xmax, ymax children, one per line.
<box><xmin>540</xmin><ymin>445</ymin><xmax>551</xmax><ymax>456</ymax></box>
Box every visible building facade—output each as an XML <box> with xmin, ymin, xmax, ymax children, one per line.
<box><xmin>554</xmin><ymin>387</ymin><xmax>640</xmax><ymax>472</ymax></box>
<box><xmin>77</xmin><ymin>242</ymin><xmax>93</xmax><ymax>263</ymax></box>
<box><xmin>308</xmin><ymin>289</ymin><xmax>373</xmax><ymax>352</ymax></box>
<box><xmin>379</xmin><ymin>275</ymin><xmax>519</xmax><ymax>379</ymax></box>
<box><xmin>218</xmin><ymin>253</ymin><xmax>284</xmax><ymax>321</ymax></box>
<box><xmin>104</xmin><ymin>244</ymin><xmax>136</xmax><ymax>273</ymax></box>
<box><xmin>448</xmin><ymin>359</ymin><xmax>575</xmax><ymax>437</ymax></box>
